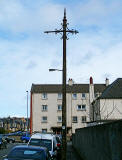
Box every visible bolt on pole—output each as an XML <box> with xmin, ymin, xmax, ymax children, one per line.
<box><xmin>44</xmin><ymin>8</ymin><xmax>78</xmax><ymax>160</ymax></box>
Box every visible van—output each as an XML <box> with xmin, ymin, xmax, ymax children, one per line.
<box><xmin>28</xmin><ymin>133</ymin><xmax>58</xmax><ymax>159</ymax></box>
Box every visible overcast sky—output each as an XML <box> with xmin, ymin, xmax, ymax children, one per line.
<box><xmin>1</xmin><ymin>0</ymin><xmax>122</xmax><ymax>117</ymax></box>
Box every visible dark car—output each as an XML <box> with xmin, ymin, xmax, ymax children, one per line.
<box><xmin>4</xmin><ymin>136</ymin><xmax>15</xmax><ymax>143</ymax></box>
<box><xmin>0</xmin><ymin>136</ymin><xmax>7</xmax><ymax>149</ymax></box>
<box><xmin>6</xmin><ymin>131</ymin><xmax>28</xmax><ymax>142</ymax></box>
<box><xmin>3</xmin><ymin>145</ymin><xmax>52</xmax><ymax>160</ymax></box>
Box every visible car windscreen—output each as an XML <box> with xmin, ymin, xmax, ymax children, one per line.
<box><xmin>29</xmin><ymin>138</ymin><xmax>52</xmax><ymax>151</ymax></box>
<box><xmin>8</xmin><ymin>148</ymin><xmax>46</xmax><ymax>160</ymax></box>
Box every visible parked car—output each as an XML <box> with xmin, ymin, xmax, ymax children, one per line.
<box><xmin>28</xmin><ymin>133</ymin><xmax>59</xmax><ymax>159</ymax></box>
<box><xmin>55</xmin><ymin>135</ymin><xmax>62</xmax><ymax>159</ymax></box>
<box><xmin>55</xmin><ymin>135</ymin><xmax>62</xmax><ymax>148</ymax></box>
<box><xmin>20</xmin><ymin>132</ymin><xmax>30</xmax><ymax>143</ymax></box>
<box><xmin>6</xmin><ymin>131</ymin><xmax>28</xmax><ymax>142</ymax></box>
<box><xmin>4</xmin><ymin>136</ymin><xmax>15</xmax><ymax>143</ymax></box>
<box><xmin>0</xmin><ymin>136</ymin><xmax>7</xmax><ymax>149</ymax></box>
<box><xmin>3</xmin><ymin>145</ymin><xmax>52</xmax><ymax>160</ymax></box>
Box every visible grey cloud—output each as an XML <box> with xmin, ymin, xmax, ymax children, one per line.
<box><xmin>26</xmin><ymin>61</ymin><xmax>37</xmax><ymax>69</ymax></box>
<box><xmin>82</xmin><ymin>51</ymin><xmax>94</xmax><ymax>62</ymax></box>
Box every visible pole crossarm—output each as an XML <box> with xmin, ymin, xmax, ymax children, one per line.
<box><xmin>44</xmin><ymin>29</ymin><xmax>78</xmax><ymax>34</ymax></box>
<box><xmin>44</xmin><ymin>29</ymin><xmax>78</xmax><ymax>40</ymax></box>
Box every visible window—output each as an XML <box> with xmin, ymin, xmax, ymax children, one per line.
<box><xmin>72</xmin><ymin>116</ymin><xmax>78</xmax><ymax>123</ymax></box>
<box><xmin>77</xmin><ymin>105</ymin><xmax>82</xmax><ymax>110</ymax></box>
<box><xmin>42</xmin><ymin>129</ymin><xmax>47</xmax><ymax>133</ymax></box>
<box><xmin>72</xmin><ymin>93</ymin><xmax>77</xmax><ymax>99</ymax></box>
<box><xmin>29</xmin><ymin>139</ymin><xmax>52</xmax><ymax>151</ymax></box>
<box><xmin>42</xmin><ymin>105</ymin><xmax>48</xmax><ymax>111</ymax></box>
<box><xmin>7</xmin><ymin>148</ymin><xmax>47</xmax><ymax>159</ymax></box>
<box><xmin>81</xmin><ymin>116</ymin><xmax>86</xmax><ymax>123</ymax></box>
<box><xmin>77</xmin><ymin>105</ymin><xmax>86</xmax><ymax>110</ymax></box>
<box><xmin>42</xmin><ymin>93</ymin><xmax>47</xmax><ymax>99</ymax></box>
<box><xmin>82</xmin><ymin>93</ymin><xmax>86</xmax><ymax>98</ymax></box>
<box><xmin>57</xmin><ymin>105</ymin><xmax>62</xmax><ymax>111</ymax></box>
<box><xmin>42</xmin><ymin>116</ymin><xmax>47</xmax><ymax>123</ymax></box>
<box><xmin>82</xmin><ymin>105</ymin><xmax>86</xmax><ymax>110</ymax></box>
<box><xmin>57</xmin><ymin>116</ymin><xmax>62</xmax><ymax>123</ymax></box>
<box><xmin>58</xmin><ymin>93</ymin><xmax>62</xmax><ymax>99</ymax></box>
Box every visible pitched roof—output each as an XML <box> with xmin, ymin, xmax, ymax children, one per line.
<box><xmin>31</xmin><ymin>83</ymin><xmax>106</xmax><ymax>93</ymax></box>
<box><xmin>100</xmin><ymin>78</ymin><xmax>122</xmax><ymax>99</ymax></box>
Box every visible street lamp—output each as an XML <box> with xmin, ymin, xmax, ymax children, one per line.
<box><xmin>26</xmin><ymin>91</ymin><xmax>29</xmax><ymax>134</ymax></box>
<box><xmin>49</xmin><ymin>69</ymin><xmax>63</xmax><ymax>72</ymax></box>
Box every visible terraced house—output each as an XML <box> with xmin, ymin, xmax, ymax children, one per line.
<box><xmin>30</xmin><ymin>77</ymin><xmax>107</xmax><ymax>135</ymax></box>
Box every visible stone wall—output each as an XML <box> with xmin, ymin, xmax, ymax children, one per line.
<box><xmin>72</xmin><ymin>120</ymin><xmax>122</xmax><ymax>160</ymax></box>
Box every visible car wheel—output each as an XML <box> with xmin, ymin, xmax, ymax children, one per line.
<box><xmin>22</xmin><ymin>139</ymin><xmax>26</xmax><ymax>143</ymax></box>
<box><xmin>5</xmin><ymin>144</ymin><xmax>7</xmax><ymax>149</ymax></box>
<box><xmin>9</xmin><ymin>140</ymin><xmax>13</xmax><ymax>144</ymax></box>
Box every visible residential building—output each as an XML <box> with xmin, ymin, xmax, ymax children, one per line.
<box><xmin>0</xmin><ymin>117</ymin><xmax>29</xmax><ymax>132</ymax></box>
<box><xmin>92</xmin><ymin>78</ymin><xmax>122</xmax><ymax>121</ymax></box>
<box><xmin>30</xmin><ymin>77</ymin><xmax>107</xmax><ymax>135</ymax></box>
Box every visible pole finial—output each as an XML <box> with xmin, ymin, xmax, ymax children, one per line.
<box><xmin>64</xmin><ymin>8</ymin><xmax>66</xmax><ymax>18</ymax></box>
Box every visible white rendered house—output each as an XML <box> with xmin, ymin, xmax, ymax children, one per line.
<box><xmin>30</xmin><ymin>77</ymin><xmax>107</xmax><ymax>135</ymax></box>
<box><xmin>92</xmin><ymin>78</ymin><xmax>122</xmax><ymax>122</ymax></box>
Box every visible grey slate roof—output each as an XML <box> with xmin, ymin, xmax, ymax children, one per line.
<box><xmin>31</xmin><ymin>83</ymin><xmax>106</xmax><ymax>93</ymax></box>
<box><xmin>100</xmin><ymin>78</ymin><xmax>122</xmax><ymax>99</ymax></box>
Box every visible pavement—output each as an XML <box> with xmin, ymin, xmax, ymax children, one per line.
<box><xmin>67</xmin><ymin>141</ymin><xmax>82</xmax><ymax>160</ymax></box>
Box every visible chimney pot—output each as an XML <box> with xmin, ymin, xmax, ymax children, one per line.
<box><xmin>90</xmin><ymin>77</ymin><xmax>93</xmax><ymax>84</ymax></box>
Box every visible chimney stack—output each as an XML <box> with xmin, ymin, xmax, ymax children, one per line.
<box><xmin>89</xmin><ymin>76</ymin><xmax>95</xmax><ymax>122</ymax></box>
<box><xmin>89</xmin><ymin>76</ymin><xmax>94</xmax><ymax>102</ymax></box>
<box><xmin>105</xmin><ymin>78</ymin><xmax>109</xmax><ymax>86</ymax></box>
<box><xmin>68</xmin><ymin>78</ymin><xmax>74</xmax><ymax>86</ymax></box>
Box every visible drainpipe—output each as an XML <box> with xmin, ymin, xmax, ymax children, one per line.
<box><xmin>30</xmin><ymin>92</ymin><xmax>33</xmax><ymax>135</ymax></box>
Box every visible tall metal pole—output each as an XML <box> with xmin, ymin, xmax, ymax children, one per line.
<box><xmin>44</xmin><ymin>9</ymin><xmax>78</xmax><ymax>160</ymax></box>
<box><xmin>26</xmin><ymin>91</ymin><xmax>29</xmax><ymax>133</ymax></box>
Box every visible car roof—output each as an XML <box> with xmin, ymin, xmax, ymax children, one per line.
<box><xmin>31</xmin><ymin>133</ymin><xmax>54</xmax><ymax>140</ymax></box>
<box><xmin>12</xmin><ymin>145</ymin><xmax>47</xmax><ymax>151</ymax></box>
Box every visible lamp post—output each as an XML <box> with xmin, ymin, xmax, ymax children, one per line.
<box><xmin>26</xmin><ymin>91</ymin><xmax>29</xmax><ymax>133</ymax></box>
<box><xmin>49</xmin><ymin>69</ymin><xmax>63</xmax><ymax>72</ymax></box>
<box><xmin>45</xmin><ymin>9</ymin><xmax>78</xmax><ymax>160</ymax></box>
